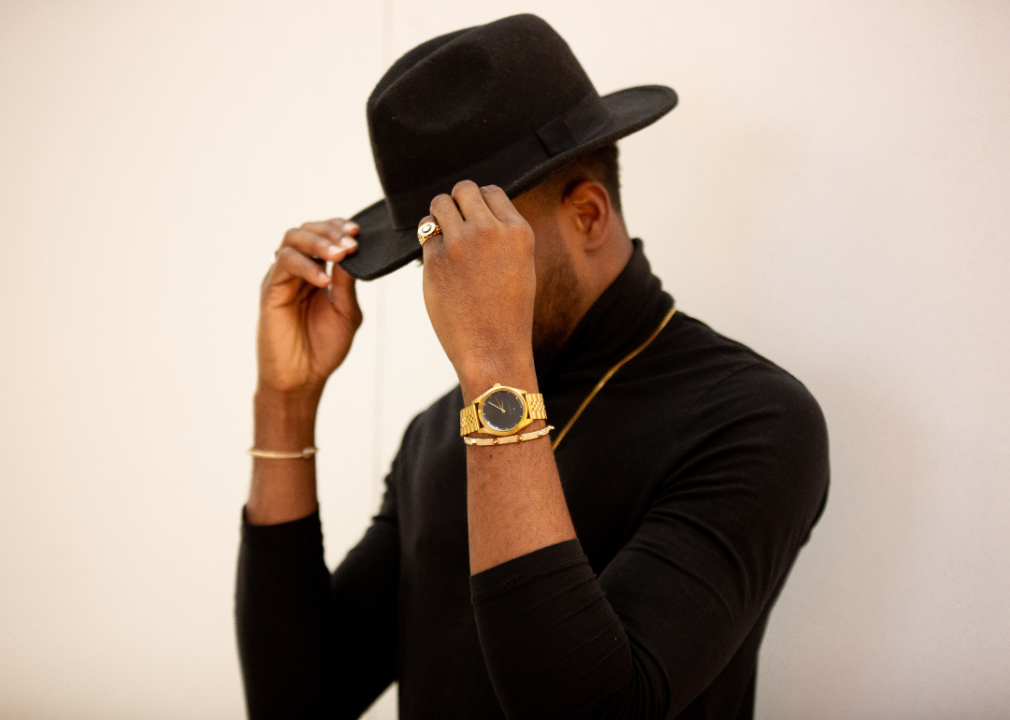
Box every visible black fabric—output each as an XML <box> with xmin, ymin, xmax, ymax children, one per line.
<box><xmin>338</xmin><ymin>14</ymin><xmax>677</xmax><ymax>280</ymax></box>
<box><xmin>236</xmin><ymin>239</ymin><xmax>830</xmax><ymax>719</ymax></box>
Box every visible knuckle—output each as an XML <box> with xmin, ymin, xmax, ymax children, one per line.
<box><xmin>276</xmin><ymin>246</ymin><xmax>302</xmax><ymax>266</ymax></box>
<box><xmin>509</xmin><ymin>216</ymin><xmax>532</xmax><ymax>232</ymax></box>
<box><xmin>474</xmin><ymin>222</ymin><xmax>497</xmax><ymax>242</ymax></box>
<box><xmin>510</xmin><ymin>224</ymin><xmax>534</xmax><ymax>245</ymax></box>
<box><xmin>452</xmin><ymin>179</ymin><xmax>478</xmax><ymax>195</ymax></box>
<box><xmin>445</xmin><ymin>239</ymin><xmax>466</xmax><ymax>262</ymax></box>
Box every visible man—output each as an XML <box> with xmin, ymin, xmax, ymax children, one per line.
<box><xmin>236</xmin><ymin>14</ymin><xmax>829</xmax><ymax>720</ymax></box>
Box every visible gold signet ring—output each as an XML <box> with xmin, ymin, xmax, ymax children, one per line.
<box><xmin>417</xmin><ymin>221</ymin><xmax>442</xmax><ymax>246</ymax></box>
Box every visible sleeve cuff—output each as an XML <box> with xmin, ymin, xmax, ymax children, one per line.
<box><xmin>470</xmin><ymin>538</ymin><xmax>586</xmax><ymax>604</ymax></box>
<box><xmin>240</xmin><ymin>506</ymin><xmax>322</xmax><ymax>555</ymax></box>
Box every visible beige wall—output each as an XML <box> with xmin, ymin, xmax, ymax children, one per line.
<box><xmin>1</xmin><ymin>1</ymin><xmax>1008</xmax><ymax>718</ymax></box>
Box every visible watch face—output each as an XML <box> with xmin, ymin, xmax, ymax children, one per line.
<box><xmin>480</xmin><ymin>389</ymin><xmax>526</xmax><ymax>432</ymax></box>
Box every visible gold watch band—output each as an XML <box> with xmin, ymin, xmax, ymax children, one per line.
<box><xmin>526</xmin><ymin>393</ymin><xmax>547</xmax><ymax>420</ymax></box>
<box><xmin>460</xmin><ymin>405</ymin><xmax>480</xmax><ymax>436</ymax></box>
<box><xmin>459</xmin><ymin>388</ymin><xmax>547</xmax><ymax>437</ymax></box>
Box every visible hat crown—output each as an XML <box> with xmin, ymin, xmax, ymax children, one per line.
<box><xmin>366</xmin><ymin>15</ymin><xmax>598</xmax><ymax>226</ymax></box>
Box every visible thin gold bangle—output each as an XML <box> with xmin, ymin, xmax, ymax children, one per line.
<box><xmin>463</xmin><ymin>425</ymin><xmax>555</xmax><ymax>446</ymax></box>
<box><xmin>551</xmin><ymin>304</ymin><xmax>677</xmax><ymax>451</ymax></box>
<box><xmin>247</xmin><ymin>447</ymin><xmax>319</xmax><ymax>459</ymax></box>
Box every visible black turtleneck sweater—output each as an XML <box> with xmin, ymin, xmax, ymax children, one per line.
<box><xmin>235</xmin><ymin>239</ymin><xmax>830</xmax><ymax>720</ymax></box>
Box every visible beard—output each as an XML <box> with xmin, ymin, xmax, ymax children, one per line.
<box><xmin>531</xmin><ymin>233</ymin><xmax>581</xmax><ymax>370</ymax></box>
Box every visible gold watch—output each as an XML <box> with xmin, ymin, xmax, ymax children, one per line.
<box><xmin>460</xmin><ymin>383</ymin><xmax>547</xmax><ymax>437</ymax></box>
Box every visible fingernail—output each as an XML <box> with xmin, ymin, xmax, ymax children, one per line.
<box><xmin>339</xmin><ymin>236</ymin><xmax>358</xmax><ymax>250</ymax></box>
<box><xmin>343</xmin><ymin>222</ymin><xmax>359</xmax><ymax>234</ymax></box>
<box><xmin>318</xmin><ymin>271</ymin><xmax>331</xmax><ymax>283</ymax></box>
<box><xmin>328</xmin><ymin>243</ymin><xmax>342</xmax><ymax>257</ymax></box>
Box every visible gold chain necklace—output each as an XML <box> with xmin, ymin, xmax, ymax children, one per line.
<box><xmin>551</xmin><ymin>304</ymin><xmax>677</xmax><ymax>451</ymax></box>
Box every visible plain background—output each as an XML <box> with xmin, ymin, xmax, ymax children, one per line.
<box><xmin>1</xmin><ymin>1</ymin><xmax>1008</xmax><ymax>718</ymax></box>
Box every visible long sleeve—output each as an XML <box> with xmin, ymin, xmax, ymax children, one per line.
<box><xmin>470</xmin><ymin>364</ymin><xmax>830</xmax><ymax>719</ymax></box>
<box><xmin>235</xmin><ymin>456</ymin><xmax>402</xmax><ymax>720</ymax></box>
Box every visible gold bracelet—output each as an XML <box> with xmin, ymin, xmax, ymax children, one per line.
<box><xmin>463</xmin><ymin>425</ymin><xmax>554</xmax><ymax>446</ymax></box>
<box><xmin>247</xmin><ymin>447</ymin><xmax>319</xmax><ymax>459</ymax></box>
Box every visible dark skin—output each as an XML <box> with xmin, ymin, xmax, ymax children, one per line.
<box><xmin>247</xmin><ymin>179</ymin><xmax>632</xmax><ymax>574</ymax></box>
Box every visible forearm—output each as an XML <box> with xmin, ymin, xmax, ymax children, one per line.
<box><xmin>462</xmin><ymin>367</ymin><xmax>641</xmax><ymax>717</ymax></box>
<box><xmin>470</xmin><ymin>541</ymin><xmax>643</xmax><ymax>720</ymax></box>
<box><xmin>237</xmin><ymin>506</ymin><xmax>401</xmax><ymax>719</ymax></box>
<box><xmin>246</xmin><ymin>386</ymin><xmax>322</xmax><ymax>526</ymax></box>
<box><xmin>461</xmin><ymin>363</ymin><xmax>575</xmax><ymax>575</ymax></box>
<box><xmin>239</xmin><ymin>386</ymin><xmax>404</xmax><ymax>718</ymax></box>
<box><xmin>236</xmin><ymin>509</ymin><xmax>335</xmax><ymax>717</ymax></box>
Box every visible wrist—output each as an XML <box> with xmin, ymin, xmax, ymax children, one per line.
<box><xmin>253</xmin><ymin>386</ymin><xmax>320</xmax><ymax>450</ymax></box>
<box><xmin>459</xmin><ymin>357</ymin><xmax>538</xmax><ymax>406</ymax></box>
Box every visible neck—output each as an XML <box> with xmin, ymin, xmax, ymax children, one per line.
<box><xmin>534</xmin><ymin>236</ymin><xmax>671</xmax><ymax>384</ymax></box>
<box><xmin>532</xmin><ymin>221</ymin><xmax>634</xmax><ymax>372</ymax></box>
<box><xmin>573</xmin><ymin>219</ymin><xmax>634</xmax><ymax>324</ymax></box>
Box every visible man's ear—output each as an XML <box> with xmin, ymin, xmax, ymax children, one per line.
<box><xmin>563</xmin><ymin>180</ymin><xmax>611</xmax><ymax>251</ymax></box>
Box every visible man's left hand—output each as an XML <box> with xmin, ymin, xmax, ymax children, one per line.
<box><xmin>421</xmin><ymin>181</ymin><xmax>537</xmax><ymax>401</ymax></box>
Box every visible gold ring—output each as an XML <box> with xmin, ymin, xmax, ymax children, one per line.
<box><xmin>417</xmin><ymin>221</ymin><xmax>442</xmax><ymax>246</ymax></box>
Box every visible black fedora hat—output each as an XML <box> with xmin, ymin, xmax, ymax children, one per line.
<box><xmin>340</xmin><ymin>13</ymin><xmax>677</xmax><ymax>281</ymax></box>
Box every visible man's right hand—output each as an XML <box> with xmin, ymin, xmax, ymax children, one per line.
<box><xmin>257</xmin><ymin>218</ymin><xmax>363</xmax><ymax>400</ymax></box>
<box><xmin>247</xmin><ymin>218</ymin><xmax>361</xmax><ymax>525</ymax></box>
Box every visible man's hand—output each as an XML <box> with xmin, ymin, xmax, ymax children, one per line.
<box><xmin>258</xmin><ymin>218</ymin><xmax>362</xmax><ymax>399</ymax></box>
<box><xmin>424</xmin><ymin>182</ymin><xmax>575</xmax><ymax>573</ymax></box>
<box><xmin>421</xmin><ymin>181</ymin><xmax>537</xmax><ymax>401</ymax></box>
<box><xmin>247</xmin><ymin>217</ymin><xmax>360</xmax><ymax>525</ymax></box>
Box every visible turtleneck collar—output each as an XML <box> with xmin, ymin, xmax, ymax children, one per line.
<box><xmin>536</xmin><ymin>238</ymin><xmax>674</xmax><ymax>388</ymax></box>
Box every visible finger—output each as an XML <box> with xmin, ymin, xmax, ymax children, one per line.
<box><xmin>281</xmin><ymin>219</ymin><xmax>358</xmax><ymax>259</ymax></box>
<box><xmin>329</xmin><ymin>263</ymin><xmax>363</xmax><ymax>327</ymax></box>
<box><xmin>430</xmin><ymin>193</ymin><xmax>463</xmax><ymax>236</ymax></box>
<box><xmin>272</xmin><ymin>247</ymin><xmax>332</xmax><ymax>288</ymax></box>
<box><xmin>479</xmin><ymin>185</ymin><xmax>524</xmax><ymax>224</ymax></box>
<box><xmin>416</xmin><ymin>214</ymin><xmax>443</xmax><ymax>251</ymax></box>
<box><xmin>280</xmin><ymin>227</ymin><xmax>357</xmax><ymax>262</ymax></box>
<box><xmin>297</xmin><ymin>217</ymin><xmax>357</xmax><ymax>234</ymax></box>
<box><xmin>451</xmin><ymin>180</ymin><xmax>495</xmax><ymax>223</ymax></box>
<box><xmin>298</xmin><ymin>223</ymin><xmax>360</xmax><ymax>254</ymax></box>
<box><xmin>339</xmin><ymin>219</ymin><xmax>360</xmax><ymax>236</ymax></box>
<box><xmin>316</xmin><ymin>218</ymin><xmax>361</xmax><ymax>239</ymax></box>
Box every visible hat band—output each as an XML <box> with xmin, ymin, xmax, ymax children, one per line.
<box><xmin>384</xmin><ymin>93</ymin><xmax>611</xmax><ymax>229</ymax></box>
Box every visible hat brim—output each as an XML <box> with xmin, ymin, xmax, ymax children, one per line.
<box><xmin>340</xmin><ymin>84</ymin><xmax>677</xmax><ymax>281</ymax></box>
